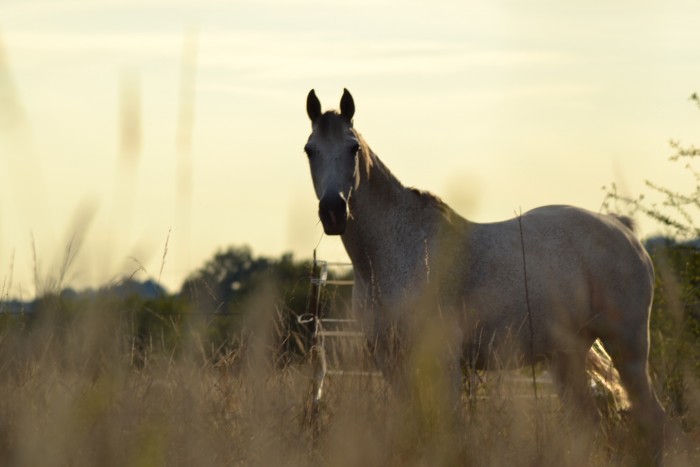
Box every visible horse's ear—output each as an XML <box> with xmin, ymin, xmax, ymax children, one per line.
<box><xmin>307</xmin><ymin>89</ymin><xmax>322</xmax><ymax>123</ymax></box>
<box><xmin>340</xmin><ymin>88</ymin><xmax>355</xmax><ymax>123</ymax></box>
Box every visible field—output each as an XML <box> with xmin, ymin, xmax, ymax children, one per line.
<box><xmin>0</xmin><ymin>247</ymin><xmax>699</xmax><ymax>467</ymax></box>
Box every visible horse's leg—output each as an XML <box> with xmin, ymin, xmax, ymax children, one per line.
<box><xmin>550</xmin><ymin>349</ymin><xmax>598</xmax><ymax>418</ymax></box>
<box><xmin>599</xmin><ymin>331</ymin><xmax>665</xmax><ymax>466</ymax></box>
<box><xmin>549</xmin><ymin>349</ymin><xmax>600</xmax><ymax>462</ymax></box>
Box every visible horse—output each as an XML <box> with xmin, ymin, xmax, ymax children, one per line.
<box><xmin>303</xmin><ymin>88</ymin><xmax>665</xmax><ymax>463</ymax></box>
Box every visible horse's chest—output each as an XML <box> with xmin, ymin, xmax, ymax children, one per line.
<box><xmin>351</xmin><ymin>272</ymin><xmax>454</xmax><ymax>348</ymax></box>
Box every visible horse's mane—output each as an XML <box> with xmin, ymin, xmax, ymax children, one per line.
<box><xmin>409</xmin><ymin>187</ymin><xmax>451</xmax><ymax>213</ymax></box>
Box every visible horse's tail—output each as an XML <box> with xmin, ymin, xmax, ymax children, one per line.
<box><xmin>586</xmin><ymin>339</ymin><xmax>630</xmax><ymax>411</ymax></box>
<box><xmin>610</xmin><ymin>214</ymin><xmax>637</xmax><ymax>233</ymax></box>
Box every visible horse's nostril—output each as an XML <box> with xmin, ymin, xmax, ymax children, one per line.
<box><xmin>319</xmin><ymin>194</ymin><xmax>348</xmax><ymax>235</ymax></box>
<box><xmin>319</xmin><ymin>194</ymin><xmax>347</xmax><ymax>214</ymax></box>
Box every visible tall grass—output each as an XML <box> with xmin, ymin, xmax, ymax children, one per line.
<box><xmin>1</xmin><ymin>283</ymin><xmax>698</xmax><ymax>467</ymax></box>
<box><xmin>0</xmin><ymin>289</ymin><xmax>311</xmax><ymax>466</ymax></box>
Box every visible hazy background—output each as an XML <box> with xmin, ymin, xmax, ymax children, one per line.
<box><xmin>1</xmin><ymin>0</ymin><xmax>699</xmax><ymax>297</ymax></box>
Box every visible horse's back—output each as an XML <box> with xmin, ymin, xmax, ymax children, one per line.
<box><xmin>465</xmin><ymin>204</ymin><xmax>650</xmax><ymax>284</ymax></box>
<box><xmin>516</xmin><ymin>205</ymin><xmax>650</xmax><ymax>275</ymax></box>
<box><xmin>520</xmin><ymin>205</ymin><xmax>653</xmax><ymax>285</ymax></box>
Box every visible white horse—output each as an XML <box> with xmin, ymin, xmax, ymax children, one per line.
<box><xmin>303</xmin><ymin>89</ymin><xmax>665</xmax><ymax>463</ymax></box>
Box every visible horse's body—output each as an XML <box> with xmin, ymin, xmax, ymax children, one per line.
<box><xmin>304</xmin><ymin>89</ymin><xmax>665</xmax><ymax>463</ymax></box>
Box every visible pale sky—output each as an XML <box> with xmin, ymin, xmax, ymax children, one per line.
<box><xmin>0</xmin><ymin>0</ymin><xmax>699</xmax><ymax>297</ymax></box>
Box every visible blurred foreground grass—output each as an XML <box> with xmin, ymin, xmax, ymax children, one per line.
<box><xmin>0</xmin><ymin>246</ymin><xmax>698</xmax><ymax>467</ymax></box>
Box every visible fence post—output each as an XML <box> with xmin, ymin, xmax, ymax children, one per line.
<box><xmin>309</xmin><ymin>249</ymin><xmax>323</xmax><ymax>440</ymax></box>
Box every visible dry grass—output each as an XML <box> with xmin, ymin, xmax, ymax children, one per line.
<box><xmin>0</xmin><ymin>298</ymin><xmax>312</xmax><ymax>467</ymax></box>
<box><xmin>0</xmin><ymin>294</ymin><xmax>697</xmax><ymax>467</ymax></box>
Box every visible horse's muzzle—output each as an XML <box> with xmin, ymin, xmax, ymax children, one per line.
<box><xmin>319</xmin><ymin>194</ymin><xmax>347</xmax><ymax>235</ymax></box>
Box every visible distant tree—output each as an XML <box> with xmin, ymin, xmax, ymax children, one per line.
<box><xmin>108</xmin><ymin>278</ymin><xmax>166</xmax><ymax>300</ymax></box>
<box><xmin>641</xmin><ymin>237</ymin><xmax>700</xmax><ymax>421</ymax></box>
<box><xmin>180</xmin><ymin>246</ymin><xmax>314</xmax><ymax>363</ymax></box>
<box><xmin>603</xmin><ymin>93</ymin><xmax>700</xmax><ymax>238</ymax></box>
<box><xmin>180</xmin><ymin>246</ymin><xmax>272</xmax><ymax>314</ymax></box>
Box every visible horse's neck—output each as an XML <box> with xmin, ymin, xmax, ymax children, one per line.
<box><xmin>342</xmin><ymin>151</ymin><xmax>434</xmax><ymax>284</ymax></box>
<box><xmin>356</xmin><ymin>154</ymin><xmax>405</xmax><ymax>210</ymax></box>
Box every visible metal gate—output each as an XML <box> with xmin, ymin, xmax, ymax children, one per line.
<box><xmin>299</xmin><ymin>252</ymin><xmax>381</xmax><ymax>436</ymax></box>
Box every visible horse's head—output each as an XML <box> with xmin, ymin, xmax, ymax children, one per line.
<box><xmin>304</xmin><ymin>88</ymin><xmax>360</xmax><ymax>236</ymax></box>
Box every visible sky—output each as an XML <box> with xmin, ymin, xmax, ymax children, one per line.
<box><xmin>0</xmin><ymin>0</ymin><xmax>699</xmax><ymax>298</ymax></box>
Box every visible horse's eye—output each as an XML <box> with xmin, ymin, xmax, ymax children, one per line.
<box><xmin>351</xmin><ymin>143</ymin><xmax>360</xmax><ymax>154</ymax></box>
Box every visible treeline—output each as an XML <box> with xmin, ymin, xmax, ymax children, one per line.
<box><xmin>0</xmin><ymin>246</ymin><xmax>347</xmax><ymax>368</ymax></box>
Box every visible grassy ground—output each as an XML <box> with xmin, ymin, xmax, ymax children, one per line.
<box><xmin>0</xmin><ymin>295</ymin><xmax>698</xmax><ymax>467</ymax></box>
